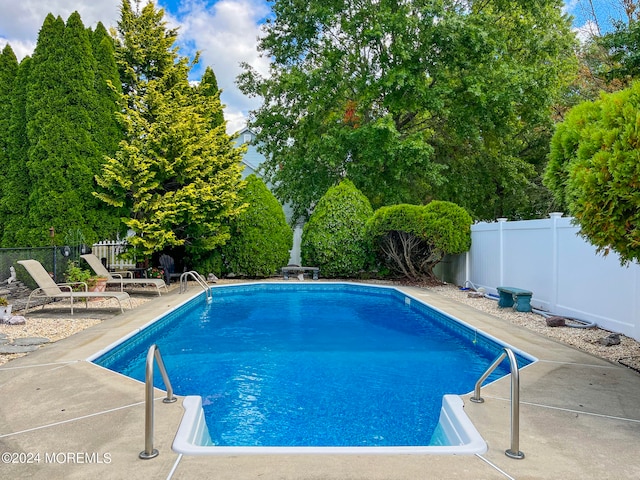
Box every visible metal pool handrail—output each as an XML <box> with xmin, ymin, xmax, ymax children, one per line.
<box><xmin>139</xmin><ymin>344</ymin><xmax>177</xmax><ymax>460</ymax></box>
<box><xmin>470</xmin><ymin>347</ymin><xmax>524</xmax><ymax>459</ymax></box>
<box><xmin>179</xmin><ymin>270</ymin><xmax>212</xmax><ymax>302</ymax></box>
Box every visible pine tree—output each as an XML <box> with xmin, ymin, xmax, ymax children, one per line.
<box><xmin>95</xmin><ymin>0</ymin><xmax>246</xmax><ymax>261</ymax></box>
<box><xmin>0</xmin><ymin>45</ymin><xmax>19</xmax><ymax>242</ymax></box>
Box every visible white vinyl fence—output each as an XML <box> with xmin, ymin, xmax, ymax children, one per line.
<box><xmin>437</xmin><ymin>213</ymin><xmax>640</xmax><ymax>341</ymax></box>
<box><xmin>91</xmin><ymin>240</ymin><xmax>136</xmax><ymax>270</ymax></box>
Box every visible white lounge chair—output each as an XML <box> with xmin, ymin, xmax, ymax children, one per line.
<box><xmin>80</xmin><ymin>254</ymin><xmax>167</xmax><ymax>296</ymax></box>
<box><xmin>17</xmin><ymin>259</ymin><xmax>132</xmax><ymax>314</ymax></box>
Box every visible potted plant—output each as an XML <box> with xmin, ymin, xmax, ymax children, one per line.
<box><xmin>147</xmin><ymin>267</ymin><xmax>164</xmax><ymax>279</ymax></box>
<box><xmin>64</xmin><ymin>261</ymin><xmax>108</xmax><ymax>300</ymax></box>
<box><xmin>64</xmin><ymin>261</ymin><xmax>93</xmax><ymax>291</ymax></box>
<box><xmin>88</xmin><ymin>275</ymin><xmax>108</xmax><ymax>293</ymax></box>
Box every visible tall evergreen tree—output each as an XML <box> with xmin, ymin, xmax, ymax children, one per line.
<box><xmin>115</xmin><ymin>0</ymin><xmax>180</xmax><ymax>104</ymax></box>
<box><xmin>25</xmin><ymin>12</ymin><xmax>121</xmax><ymax>246</ymax></box>
<box><xmin>91</xmin><ymin>22</ymin><xmax>123</xmax><ymax>157</ymax></box>
<box><xmin>0</xmin><ymin>45</ymin><xmax>18</xmax><ymax>159</ymax></box>
<box><xmin>24</xmin><ymin>14</ymin><xmax>67</xmax><ymax>244</ymax></box>
<box><xmin>199</xmin><ymin>66</ymin><xmax>225</xmax><ymax>128</ymax></box>
<box><xmin>0</xmin><ymin>45</ymin><xmax>19</xmax><ymax>242</ymax></box>
<box><xmin>95</xmin><ymin>0</ymin><xmax>245</xmax><ymax>261</ymax></box>
<box><xmin>2</xmin><ymin>57</ymin><xmax>32</xmax><ymax>246</ymax></box>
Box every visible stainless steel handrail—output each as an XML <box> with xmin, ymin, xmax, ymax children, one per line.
<box><xmin>179</xmin><ymin>270</ymin><xmax>212</xmax><ymax>302</ymax></box>
<box><xmin>139</xmin><ymin>345</ymin><xmax>177</xmax><ymax>460</ymax></box>
<box><xmin>470</xmin><ymin>347</ymin><xmax>524</xmax><ymax>459</ymax></box>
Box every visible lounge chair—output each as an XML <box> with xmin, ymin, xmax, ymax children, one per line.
<box><xmin>80</xmin><ymin>254</ymin><xmax>168</xmax><ymax>296</ymax></box>
<box><xmin>17</xmin><ymin>259</ymin><xmax>132</xmax><ymax>314</ymax></box>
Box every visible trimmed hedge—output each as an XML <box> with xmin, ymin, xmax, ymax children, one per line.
<box><xmin>301</xmin><ymin>179</ymin><xmax>373</xmax><ymax>277</ymax></box>
<box><xmin>220</xmin><ymin>175</ymin><xmax>292</xmax><ymax>277</ymax></box>
<box><xmin>367</xmin><ymin>201</ymin><xmax>472</xmax><ymax>281</ymax></box>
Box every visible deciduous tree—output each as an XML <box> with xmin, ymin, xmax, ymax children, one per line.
<box><xmin>238</xmin><ymin>0</ymin><xmax>577</xmax><ymax>221</ymax></box>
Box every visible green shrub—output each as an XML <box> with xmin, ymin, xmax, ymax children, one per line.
<box><xmin>64</xmin><ymin>260</ymin><xmax>94</xmax><ymax>291</ymax></box>
<box><xmin>193</xmin><ymin>251</ymin><xmax>224</xmax><ymax>278</ymax></box>
<box><xmin>367</xmin><ymin>201</ymin><xmax>472</xmax><ymax>281</ymax></box>
<box><xmin>544</xmin><ymin>82</ymin><xmax>640</xmax><ymax>264</ymax></box>
<box><xmin>220</xmin><ymin>175</ymin><xmax>292</xmax><ymax>277</ymax></box>
<box><xmin>301</xmin><ymin>179</ymin><xmax>373</xmax><ymax>277</ymax></box>
<box><xmin>422</xmin><ymin>200</ymin><xmax>474</xmax><ymax>255</ymax></box>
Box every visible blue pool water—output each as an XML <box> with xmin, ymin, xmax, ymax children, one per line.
<box><xmin>94</xmin><ymin>283</ymin><xmax>532</xmax><ymax>447</ymax></box>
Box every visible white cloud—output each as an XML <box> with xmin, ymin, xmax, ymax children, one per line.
<box><xmin>562</xmin><ymin>0</ymin><xmax>580</xmax><ymax>16</ymax></box>
<box><xmin>0</xmin><ymin>0</ymin><xmax>120</xmax><ymax>60</ymax></box>
<box><xmin>225</xmin><ymin>109</ymin><xmax>251</xmax><ymax>134</ymax></box>
<box><xmin>0</xmin><ymin>38</ymin><xmax>36</xmax><ymax>61</ymax></box>
<box><xmin>172</xmin><ymin>0</ymin><xmax>270</xmax><ymax>133</ymax></box>
<box><xmin>573</xmin><ymin>19</ymin><xmax>601</xmax><ymax>43</ymax></box>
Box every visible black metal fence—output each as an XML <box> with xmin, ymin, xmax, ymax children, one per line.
<box><xmin>0</xmin><ymin>245</ymin><xmax>90</xmax><ymax>289</ymax></box>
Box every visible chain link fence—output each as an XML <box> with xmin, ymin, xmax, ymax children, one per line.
<box><xmin>0</xmin><ymin>245</ymin><xmax>90</xmax><ymax>289</ymax></box>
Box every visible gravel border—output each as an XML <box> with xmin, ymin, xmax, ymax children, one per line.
<box><xmin>0</xmin><ymin>296</ymin><xmax>151</xmax><ymax>366</ymax></box>
<box><xmin>431</xmin><ymin>284</ymin><xmax>640</xmax><ymax>373</ymax></box>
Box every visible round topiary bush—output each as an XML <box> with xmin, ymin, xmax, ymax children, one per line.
<box><xmin>220</xmin><ymin>174</ymin><xmax>292</xmax><ymax>277</ymax></box>
<box><xmin>367</xmin><ymin>200</ymin><xmax>472</xmax><ymax>281</ymax></box>
<box><xmin>301</xmin><ymin>179</ymin><xmax>373</xmax><ymax>277</ymax></box>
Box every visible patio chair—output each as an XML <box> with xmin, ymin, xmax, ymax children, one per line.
<box><xmin>17</xmin><ymin>259</ymin><xmax>132</xmax><ymax>315</ymax></box>
<box><xmin>80</xmin><ymin>254</ymin><xmax>168</xmax><ymax>296</ymax></box>
<box><xmin>159</xmin><ymin>254</ymin><xmax>183</xmax><ymax>285</ymax></box>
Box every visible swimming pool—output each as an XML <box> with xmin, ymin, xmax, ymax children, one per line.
<box><xmin>91</xmin><ymin>283</ymin><xmax>535</xmax><ymax>454</ymax></box>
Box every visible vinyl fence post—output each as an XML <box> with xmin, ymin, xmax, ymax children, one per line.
<box><xmin>497</xmin><ymin>218</ymin><xmax>507</xmax><ymax>286</ymax></box>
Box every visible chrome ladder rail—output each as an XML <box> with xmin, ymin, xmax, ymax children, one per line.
<box><xmin>470</xmin><ymin>347</ymin><xmax>524</xmax><ymax>459</ymax></box>
<box><xmin>179</xmin><ymin>270</ymin><xmax>212</xmax><ymax>302</ymax></box>
<box><xmin>139</xmin><ymin>345</ymin><xmax>177</xmax><ymax>460</ymax></box>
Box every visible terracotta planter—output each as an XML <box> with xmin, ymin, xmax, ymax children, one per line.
<box><xmin>89</xmin><ymin>277</ymin><xmax>108</xmax><ymax>301</ymax></box>
<box><xmin>89</xmin><ymin>277</ymin><xmax>108</xmax><ymax>293</ymax></box>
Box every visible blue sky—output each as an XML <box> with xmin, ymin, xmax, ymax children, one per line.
<box><xmin>0</xmin><ymin>0</ymin><xmax>627</xmax><ymax>133</ymax></box>
<box><xmin>567</xmin><ymin>0</ymin><xmax>628</xmax><ymax>37</ymax></box>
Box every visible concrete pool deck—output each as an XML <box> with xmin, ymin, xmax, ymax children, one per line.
<box><xmin>0</xmin><ymin>282</ymin><xmax>639</xmax><ymax>479</ymax></box>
